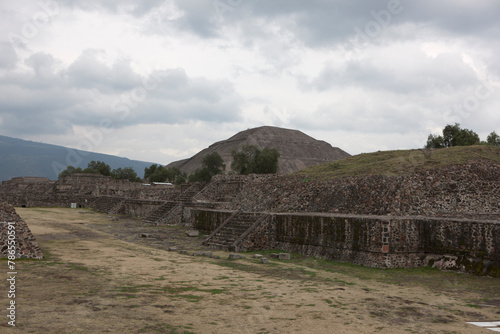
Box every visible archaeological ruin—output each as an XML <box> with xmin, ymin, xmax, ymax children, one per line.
<box><xmin>1</xmin><ymin>151</ymin><xmax>499</xmax><ymax>276</ymax></box>
<box><xmin>0</xmin><ymin>199</ymin><xmax>43</xmax><ymax>259</ymax></box>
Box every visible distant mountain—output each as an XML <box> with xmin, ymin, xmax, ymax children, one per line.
<box><xmin>0</xmin><ymin>135</ymin><xmax>157</xmax><ymax>181</ymax></box>
<box><xmin>167</xmin><ymin>126</ymin><xmax>350</xmax><ymax>175</ymax></box>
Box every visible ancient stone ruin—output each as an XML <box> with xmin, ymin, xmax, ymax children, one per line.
<box><xmin>0</xmin><ymin>152</ymin><xmax>499</xmax><ymax>276</ymax></box>
<box><xmin>166</xmin><ymin>126</ymin><xmax>351</xmax><ymax>175</ymax></box>
<box><xmin>0</xmin><ymin>199</ymin><xmax>43</xmax><ymax>259</ymax></box>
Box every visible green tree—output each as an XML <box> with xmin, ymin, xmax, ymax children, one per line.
<box><xmin>58</xmin><ymin>165</ymin><xmax>83</xmax><ymax>178</ymax></box>
<box><xmin>188</xmin><ymin>168</ymin><xmax>212</xmax><ymax>182</ymax></box>
<box><xmin>253</xmin><ymin>147</ymin><xmax>280</xmax><ymax>174</ymax></box>
<box><xmin>187</xmin><ymin>152</ymin><xmax>225</xmax><ymax>183</ymax></box>
<box><xmin>202</xmin><ymin>152</ymin><xmax>225</xmax><ymax>176</ymax></box>
<box><xmin>147</xmin><ymin>165</ymin><xmax>187</xmax><ymax>184</ymax></box>
<box><xmin>112</xmin><ymin>167</ymin><xmax>141</xmax><ymax>182</ymax></box>
<box><xmin>231</xmin><ymin>145</ymin><xmax>260</xmax><ymax>175</ymax></box>
<box><xmin>84</xmin><ymin>160</ymin><xmax>112</xmax><ymax>176</ymax></box>
<box><xmin>443</xmin><ymin>123</ymin><xmax>480</xmax><ymax>147</ymax></box>
<box><xmin>425</xmin><ymin>123</ymin><xmax>480</xmax><ymax>148</ymax></box>
<box><xmin>144</xmin><ymin>164</ymin><xmax>160</xmax><ymax>179</ymax></box>
<box><xmin>231</xmin><ymin>145</ymin><xmax>280</xmax><ymax>175</ymax></box>
<box><xmin>487</xmin><ymin>131</ymin><xmax>500</xmax><ymax>146</ymax></box>
<box><xmin>425</xmin><ymin>134</ymin><xmax>444</xmax><ymax>149</ymax></box>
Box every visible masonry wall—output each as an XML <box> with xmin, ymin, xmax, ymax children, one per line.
<box><xmin>0</xmin><ymin>174</ymin><xmax>180</xmax><ymax>208</ymax></box>
<box><xmin>192</xmin><ymin>210</ymin><xmax>500</xmax><ymax>276</ymax></box>
<box><xmin>117</xmin><ymin>199</ymin><xmax>166</xmax><ymax>217</ymax></box>
<box><xmin>221</xmin><ymin>162</ymin><xmax>500</xmax><ymax>217</ymax></box>
<box><xmin>192</xmin><ymin>209</ymin><xmax>235</xmax><ymax>234</ymax></box>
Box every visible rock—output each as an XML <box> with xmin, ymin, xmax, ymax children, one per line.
<box><xmin>140</xmin><ymin>233</ymin><xmax>151</xmax><ymax>238</ymax></box>
<box><xmin>269</xmin><ymin>253</ymin><xmax>279</xmax><ymax>259</ymax></box>
<box><xmin>211</xmin><ymin>254</ymin><xmax>221</xmax><ymax>259</ymax></box>
<box><xmin>260</xmin><ymin>258</ymin><xmax>269</xmax><ymax>264</ymax></box>
<box><xmin>229</xmin><ymin>254</ymin><xmax>244</xmax><ymax>260</ymax></box>
<box><xmin>279</xmin><ymin>253</ymin><xmax>291</xmax><ymax>260</ymax></box>
<box><xmin>193</xmin><ymin>251</ymin><xmax>204</xmax><ymax>256</ymax></box>
<box><xmin>253</xmin><ymin>254</ymin><xmax>263</xmax><ymax>259</ymax></box>
<box><xmin>168</xmin><ymin>247</ymin><xmax>178</xmax><ymax>252</ymax></box>
<box><xmin>202</xmin><ymin>252</ymin><xmax>213</xmax><ymax>257</ymax></box>
<box><xmin>186</xmin><ymin>230</ymin><xmax>200</xmax><ymax>237</ymax></box>
<box><xmin>178</xmin><ymin>250</ymin><xmax>188</xmax><ymax>255</ymax></box>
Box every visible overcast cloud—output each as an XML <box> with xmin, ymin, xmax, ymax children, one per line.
<box><xmin>1</xmin><ymin>0</ymin><xmax>499</xmax><ymax>166</ymax></box>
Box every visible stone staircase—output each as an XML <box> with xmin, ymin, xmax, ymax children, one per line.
<box><xmin>177</xmin><ymin>183</ymin><xmax>206</xmax><ymax>203</ymax></box>
<box><xmin>142</xmin><ymin>201</ymin><xmax>179</xmax><ymax>224</ymax></box>
<box><xmin>141</xmin><ymin>183</ymin><xmax>207</xmax><ymax>224</ymax></box>
<box><xmin>203</xmin><ymin>212</ymin><xmax>264</xmax><ymax>250</ymax></box>
<box><xmin>90</xmin><ymin>196</ymin><xmax>125</xmax><ymax>214</ymax></box>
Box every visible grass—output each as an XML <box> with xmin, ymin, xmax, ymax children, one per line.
<box><xmin>229</xmin><ymin>252</ymin><xmax>500</xmax><ymax>297</ymax></box>
<box><xmin>295</xmin><ymin>145</ymin><xmax>500</xmax><ymax>180</ymax></box>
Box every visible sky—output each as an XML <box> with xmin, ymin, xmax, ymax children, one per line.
<box><xmin>1</xmin><ymin>0</ymin><xmax>499</xmax><ymax>166</ymax></box>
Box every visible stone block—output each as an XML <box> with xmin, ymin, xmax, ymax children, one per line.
<box><xmin>178</xmin><ymin>250</ymin><xmax>188</xmax><ymax>255</ymax></box>
<box><xmin>168</xmin><ymin>247</ymin><xmax>178</xmax><ymax>252</ymax></box>
<box><xmin>253</xmin><ymin>254</ymin><xmax>263</xmax><ymax>259</ymax></box>
<box><xmin>279</xmin><ymin>253</ymin><xmax>291</xmax><ymax>260</ymax></box>
<box><xmin>260</xmin><ymin>258</ymin><xmax>269</xmax><ymax>264</ymax></box>
<box><xmin>269</xmin><ymin>253</ymin><xmax>279</xmax><ymax>259</ymax></box>
<box><xmin>229</xmin><ymin>254</ymin><xmax>244</xmax><ymax>260</ymax></box>
<box><xmin>186</xmin><ymin>230</ymin><xmax>200</xmax><ymax>237</ymax></box>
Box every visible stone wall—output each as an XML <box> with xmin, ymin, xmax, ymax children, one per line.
<box><xmin>117</xmin><ymin>199</ymin><xmax>166</xmax><ymax>218</ymax></box>
<box><xmin>192</xmin><ymin>209</ymin><xmax>500</xmax><ymax>276</ymax></box>
<box><xmin>0</xmin><ymin>200</ymin><xmax>43</xmax><ymax>259</ymax></box>
<box><xmin>193</xmin><ymin>174</ymin><xmax>279</xmax><ymax>203</ymax></box>
<box><xmin>0</xmin><ymin>174</ymin><xmax>180</xmax><ymax>208</ymax></box>
<box><xmin>220</xmin><ymin>162</ymin><xmax>500</xmax><ymax>217</ymax></box>
<box><xmin>192</xmin><ymin>209</ymin><xmax>235</xmax><ymax>234</ymax></box>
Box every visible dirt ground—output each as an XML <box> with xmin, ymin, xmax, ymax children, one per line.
<box><xmin>1</xmin><ymin>207</ymin><xmax>499</xmax><ymax>333</ymax></box>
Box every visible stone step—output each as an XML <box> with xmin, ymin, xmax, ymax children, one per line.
<box><xmin>143</xmin><ymin>202</ymin><xmax>178</xmax><ymax>223</ymax></box>
<box><xmin>203</xmin><ymin>212</ymin><xmax>265</xmax><ymax>249</ymax></box>
<box><xmin>207</xmin><ymin>243</ymin><xmax>230</xmax><ymax>249</ymax></box>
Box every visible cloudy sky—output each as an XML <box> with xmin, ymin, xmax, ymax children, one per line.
<box><xmin>1</xmin><ymin>0</ymin><xmax>499</xmax><ymax>165</ymax></box>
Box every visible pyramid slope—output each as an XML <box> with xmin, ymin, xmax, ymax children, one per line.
<box><xmin>167</xmin><ymin>126</ymin><xmax>350</xmax><ymax>175</ymax></box>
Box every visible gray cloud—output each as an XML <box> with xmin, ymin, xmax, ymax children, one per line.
<box><xmin>65</xmin><ymin>50</ymin><xmax>142</xmax><ymax>92</ymax></box>
<box><xmin>67</xmin><ymin>0</ymin><xmax>165</xmax><ymax>16</ymax></box>
<box><xmin>0</xmin><ymin>50</ymin><xmax>242</xmax><ymax>137</ymax></box>
<box><xmin>168</xmin><ymin>0</ymin><xmax>500</xmax><ymax>47</ymax></box>
<box><xmin>0</xmin><ymin>41</ymin><xmax>18</xmax><ymax>69</ymax></box>
<box><xmin>0</xmin><ymin>1</ymin><xmax>498</xmax><ymax>159</ymax></box>
<box><xmin>304</xmin><ymin>51</ymin><xmax>478</xmax><ymax>94</ymax></box>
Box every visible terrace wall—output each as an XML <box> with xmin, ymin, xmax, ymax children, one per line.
<box><xmin>192</xmin><ymin>209</ymin><xmax>500</xmax><ymax>276</ymax></box>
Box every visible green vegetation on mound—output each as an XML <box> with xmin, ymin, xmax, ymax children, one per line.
<box><xmin>296</xmin><ymin>145</ymin><xmax>500</xmax><ymax>180</ymax></box>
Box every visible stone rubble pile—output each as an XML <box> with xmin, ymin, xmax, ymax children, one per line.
<box><xmin>0</xmin><ymin>199</ymin><xmax>44</xmax><ymax>259</ymax></box>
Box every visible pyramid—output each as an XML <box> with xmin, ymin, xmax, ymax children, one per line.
<box><xmin>167</xmin><ymin>126</ymin><xmax>350</xmax><ymax>175</ymax></box>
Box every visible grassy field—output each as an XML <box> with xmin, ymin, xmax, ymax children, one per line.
<box><xmin>295</xmin><ymin>145</ymin><xmax>500</xmax><ymax>180</ymax></box>
<box><xmin>1</xmin><ymin>208</ymin><xmax>499</xmax><ymax>333</ymax></box>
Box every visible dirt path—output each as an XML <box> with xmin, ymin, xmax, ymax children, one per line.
<box><xmin>1</xmin><ymin>208</ymin><xmax>499</xmax><ymax>333</ymax></box>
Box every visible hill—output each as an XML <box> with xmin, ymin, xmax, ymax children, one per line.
<box><xmin>0</xmin><ymin>135</ymin><xmax>157</xmax><ymax>181</ymax></box>
<box><xmin>167</xmin><ymin>126</ymin><xmax>350</xmax><ymax>174</ymax></box>
<box><xmin>296</xmin><ymin>145</ymin><xmax>500</xmax><ymax>180</ymax></box>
